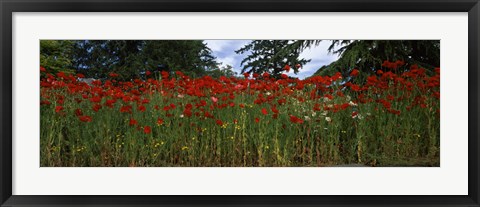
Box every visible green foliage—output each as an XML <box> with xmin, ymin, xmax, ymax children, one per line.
<box><xmin>206</xmin><ymin>64</ymin><xmax>238</xmax><ymax>78</ymax></box>
<box><xmin>65</xmin><ymin>40</ymin><xmax>218</xmax><ymax>80</ymax></box>
<box><xmin>312</xmin><ymin>40</ymin><xmax>440</xmax><ymax>77</ymax></box>
<box><xmin>236</xmin><ymin>40</ymin><xmax>310</xmax><ymax>77</ymax></box>
<box><xmin>40</xmin><ymin>40</ymin><xmax>75</xmax><ymax>74</ymax></box>
<box><xmin>142</xmin><ymin>40</ymin><xmax>218</xmax><ymax>78</ymax></box>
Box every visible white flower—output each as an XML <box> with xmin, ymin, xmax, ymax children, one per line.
<box><xmin>312</xmin><ymin>112</ymin><xmax>317</xmax><ymax>117</ymax></box>
<box><xmin>323</xmin><ymin>97</ymin><xmax>331</xmax><ymax>102</ymax></box>
<box><xmin>304</xmin><ymin>116</ymin><xmax>311</xmax><ymax>121</ymax></box>
<box><xmin>265</xmin><ymin>92</ymin><xmax>271</xmax><ymax>96</ymax></box>
<box><xmin>346</xmin><ymin>95</ymin><xmax>351</xmax><ymax>101</ymax></box>
<box><xmin>180</xmin><ymin>114</ymin><xmax>184</xmax><ymax>118</ymax></box>
<box><xmin>325</xmin><ymin>117</ymin><xmax>332</xmax><ymax>122</ymax></box>
<box><xmin>177</xmin><ymin>94</ymin><xmax>184</xmax><ymax>98</ymax></box>
<box><xmin>349</xmin><ymin>101</ymin><xmax>357</xmax><ymax>107</ymax></box>
<box><xmin>321</xmin><ymin>111</ymin><xmax>328</xmax><ymax>116</ymax></box>
<box><xmin>352</xmin><ymin>114</ymin><xmax>363</xmax><ymax>120</ymax></box>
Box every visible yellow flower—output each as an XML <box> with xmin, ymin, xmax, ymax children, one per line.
<box><xmin>181</xmin><ymin>146</ymin><xmax>189</xmax><ymax>151</ymax></box>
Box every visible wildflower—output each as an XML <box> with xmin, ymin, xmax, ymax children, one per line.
<box><xmin>109</xmin><ymin>72</ymin><xmax>119</xmax><ymax>78</ymax></box>
<box><xmin>261</xmin><ymin>108</ymin><xmax>268</xmax><ymax>115</ymax></box>
<box><xmin>74</xmin><ymin>109</ymin><xmax>83</xmax><ymax>116</ymax></box>
<box><xmin>350</xmin><ymin>69</ymin><xmax>359</xmax><ymax>76</ymax></box>
<box><xmin>255</xmin><ymin>118</ymin><xmax>260</xmax><ymax>123</ymax></box>
<box><xmin>352</xmin><ymin>111</ymin><xmax>358</xmax><ymax>118</ymax></box>
<box><xmin>143</xmin><ymin>126</ymin><xmax>152</xmax><ymax>134</ymax></box>
<box><xmin>55</xmin><ymin>106</ymin><xmax>63</xmax><ymax>113</ymax></box>
<box><xmin>79</xmin><ymin>115</ymin><xmax>92</xmax><ymax>122</ymax></box>
<box><xmin>211</xmin><ymin>96</ymin><xmax>218</xmax><ymax>103</ymax></box>
<box><xmin>181</xmin><ymin>146</ymin><xmax>189</xmax><ymax>151</ymax></box>
<box><xmin>92</xmin><ymin>104</ymin><xmax>102</xmax><ymax>112</ymax></box>
<box><xmin>120</xmin><ymin>105</ymin><xmax>132</xmax><ymax>113</ymax></box>
<box><xmin>216</xmin><ymin>119</ymin><xmax>223</xmax><ymax>126</ymax></box>
<box><xmin>289</xmin><ymin>115</ymin><xmax>304</xmax><ymax>124</ymax></box>
<box><xmin>284</xmin><ymin>64</ymin><xmax>291</xmax><ymax>72</ymax></box>
<box><xmin>129</xmin><ymin>118</ymin><xmax>138</xmax><ymax>126</ymax></box>
<box><xmin>157</xmin><ymin>118</ymin><xmax>164</xmax><ymax>126</ymax></box>
<box><xmin>325</xmin><ymin>117</ymin><xmax>332</xmax><ymax>122</ymax></box>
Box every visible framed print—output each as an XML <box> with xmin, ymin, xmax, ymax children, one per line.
<box><xmin>1</xmin><ymin>0</ymin><xmax>479</xmax><ymax>206</ymax></box>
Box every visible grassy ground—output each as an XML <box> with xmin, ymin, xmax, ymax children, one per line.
<box><xmin>40</xmin><ymin>64</ymin><xmax>440</xmax><ymax>167</ymax></box>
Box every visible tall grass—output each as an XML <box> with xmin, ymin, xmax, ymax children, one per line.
<box><xmin>40</xmin><ymin>63</ymin><xmax>440</xmax><ymax>167</ymax></box>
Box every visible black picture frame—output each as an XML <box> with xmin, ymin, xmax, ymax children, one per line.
<box><xmin>1</xmin><ymin>0</ymin><xmax>479</xmax><ymax>206</ymax></box>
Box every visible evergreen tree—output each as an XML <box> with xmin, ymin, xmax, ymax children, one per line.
<box><xmin>284</xmin><ymin>40</ymin><xmax>440</xmax><ymax>78</ymax></box>
<box><xmin>235</xmin><ymin>40</ymin><xmax>310</xmax><ymax>77</ymax></box>
<box><xmin>68</xmin><ymin>40</ymin><xmax>218</xmax><ymax>80</ymax></box>
<box><xmin>40</xmin><ymin>40</ymin><xmax>75</xmax><ymax>74</ymax></box>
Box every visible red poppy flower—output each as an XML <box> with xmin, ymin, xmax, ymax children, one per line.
<box><xmin>157</xmin><ymin>118</ymin><xmax>164</xmax><ymax>125</ymax></box>
<box><xmin>92</xmin><ymin>104</ymin><xmax>102</xmax><ymax>112</ymax></box>
<box><xmin>284</xmin><ymin>65</ymin><xmax>291</xmax><ymax>72</ymax></box>
<box><xmin>352</xmin><ymin>111</ymin><xmax>358</xmax><ymax>118</ymax></box>
<box><xmin>55</xmin><ymin>106</ymin><xmax>64</xmax><ymax>113</ymax></box>
<box><xmin>79</xmin><ymin>115</ymin><xmax>92</xmax><ymax>122</ymax></box>
<box><xmin>75</xmin><ymin>109</ymin><xmax>83</xmax><ymax>116</ymax></box>
<box><xmin>183</xmin><ymin>108</ymin><xmax>192</xmax><ymax>117</ymax></box>
<box><xmin>255</xmin><ymin>118</ymin><xmax>260</xmax><ymax>123</ymax></box>
<box><xmin>129</xmin><ymin>118</ymin><xmax>138</xmax><ymax>126</ymax></box>
<box><xmin>350</xmin><ymin>69</ymin><xmax>359</xmax><ymax>77</ymax></box>
<box><xmin>120</xmin><ymin>105</ymin><xmax>132</xmax><ymax>113</ymax></box>
<box><xmin>109</xmin><ymin>72</ymin><xmax>119</xmax><ymax>78</ymax></box>
<box><xmin>40</xmin><ymin>100</ymin><xmax>51</xmax><ymax>106</ymax></box>
<box><xmin>89</xmin><ymin>96</ymin><xmax>102</xmax><ymax>103</ymax></box>
<box><xmin>261</xmin><ymin>108</ymin><xmax>268</xmax><ymax>115</ymax></box>
<box><xmin>138</xmin><ymin>105</ymin><xmax>146</xmax><ymax>112</ymax></box>
<box><xmin>289</xmin><ymin>115</ymin><xmax>304</xmax><ymax>124</ymax></box>
<box><xmin>143</xmin><ymin>126</ymin><xmax>152</xmax><ymax>134</ymax></box>
<box><xmin>146</xmin><ymin>71</ymin><xmax>151</xmax><ymax>76</ymax></box>
<box><xmin>216</xmin><ymin>119</ymin><xmax>223</xmax><ymax>126</ymax></box>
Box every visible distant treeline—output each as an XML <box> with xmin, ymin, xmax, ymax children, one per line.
<box><xmin>40</xmin><ymin>40</ymin><xmax>232</xmax><ymax>80</ymax></box>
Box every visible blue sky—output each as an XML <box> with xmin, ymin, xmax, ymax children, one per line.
<box><xmin>204</xmin><ymin>40</ymin><xmax>340</xmax><ymax>79</ymax></box>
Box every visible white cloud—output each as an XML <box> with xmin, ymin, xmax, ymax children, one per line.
<box><xmin>217</xmin><ymin>56</ymin><xmax>236</xmax><ymax>68</ymax></box>
<box><xmin>288</xmin><ymin>41</ymin><xmax>340</xmax><ymax>79</ymax></box>
<box><xmin>205</xmin><ymin>40</ymin><xmax>341</xmax><ymax>79</ymax></box>
<box><xmin>204</xmin><ymin>40</ymin><xmax>228</xmax><ymax>52</ymax></box>
<box><xmin>205</xmin><ymin>40</ymin><xmax>250</xmax><ymax>53</ymax></box>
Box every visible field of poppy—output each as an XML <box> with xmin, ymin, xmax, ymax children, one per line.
<box><xmin>40</xmin><ymin>60</ymin><xmax>440</xmax><ymax>167</ymax></box>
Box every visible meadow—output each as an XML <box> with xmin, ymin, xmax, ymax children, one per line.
<box><xmin>40</xmin><ymin>60</ymin><xmax>440</xmax><ymax>167</ymax></box>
